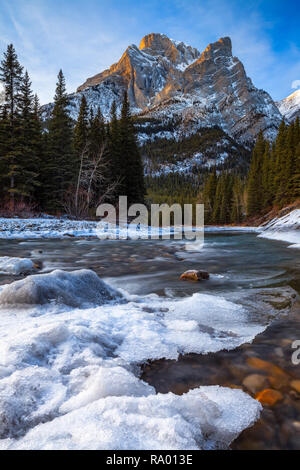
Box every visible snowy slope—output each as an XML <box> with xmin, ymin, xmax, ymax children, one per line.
<box><xmin>258</xmin><ymin>209</ymin><xmax>300</xmax><ymax>248</ymax></box>
<box><xmin>277</xmin><ymin>89</ymin><xmax>300</xmax><ymax>122</ymax></box>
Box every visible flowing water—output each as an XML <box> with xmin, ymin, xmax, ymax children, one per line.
<box><xmin>0</xmin><ymin>231</ymin><xmax>299</xmax><ymax>449</ymax></box>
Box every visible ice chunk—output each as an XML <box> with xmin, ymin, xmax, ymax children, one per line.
<box><xmin>0</xmin><ymin>269</ymin><xmax>120</xmax><ymax>307</ymax></box>
<box><xmin>60</xmin><ymin>366</ymin><xmax>154</xmax><ymax>414</ymax></box>
<box><xmin>0</xmin><ymin>257</ymin><xmax>35</xmax><ymax>275</ymax></box>
<box><xmin>1</xmin><ymin>386</ymin><xmax>261</xmax><ymax>450</ymax></box>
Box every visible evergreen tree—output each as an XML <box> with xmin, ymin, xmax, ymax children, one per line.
<box><xmin>261</xmin><ymin>140</ymin><xmax>271</xmax><ymax>209</ymax></box>
<box><xmin>45</xmin><ymin>70</ymin><xmax>74</xmax><ymax>211</ymax></box>
<box><xmin>202</xmin><ymin>168</ymin><xmax>217</xmax><ymax>222</ymax></box>
<box><xmin>74</xmin><ymin>95</ymin><xmax>89</xmax><ymax>158</ymax></box>
<box><xmin>247</xmin><ymin>131</ymin><xmax>265</xmax><ymax>216</ymax></box>
<box><xmin>119</xmin><ymin>92</ymin><xmax>145</xmax><ymax>204</ymax></box>
<box><xmin>0</xmin><ymin>44</ymin><xmax>24</xmax><ymax>210</ymax></box>
<box><xmin>107</xmin><ymin>100</ymin><xmax>123</xmax><ymax>197</ymax></box>
<box><xmin>231</xmin><ymin>176</ymin><xmax>244</xmax><ymax>223</ymax></box>
<box><xmin>274</xmin><ymin>120</ymin><xmax>287</xmax><ymax>207</ymax></box>
<box><xmin>17</xmin><ymin>71</ymin><xmax>41</xmax><ymax>201</ymax></box>
<box><xmin>0</xmin><ymin>105</ymin><xmax>9</xmax><ymax>199</ymax></box>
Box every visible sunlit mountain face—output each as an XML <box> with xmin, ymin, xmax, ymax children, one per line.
<box><xmin>42</xmin><ymin>33</ymin><xmax>283</xmax><ymax>145</ymax></box>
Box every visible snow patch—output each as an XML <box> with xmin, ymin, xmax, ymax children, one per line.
<box><xmin>258</xmin><ymin>209</ymin><xmax>300</xmax><ymax>246</ymax></box>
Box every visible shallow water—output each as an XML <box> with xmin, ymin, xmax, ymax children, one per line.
<box><xmin>0</xmin><ymin>231</ymin><xmax>299</xmax><ymax>449</ymax></box>
<box><xmin>1</xmin><ymin>231</ymin><xmax>299</xmax><ymax>294</ymax></box>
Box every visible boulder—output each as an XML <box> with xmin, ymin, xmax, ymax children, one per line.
<box><xmin>180</xmin><ymin>270</ymin><xmax>210</xmax><ymax>282</ymax></box>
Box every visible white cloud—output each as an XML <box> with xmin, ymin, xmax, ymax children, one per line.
<box><xmin>0</xmin><ymin>0</ymin><xmax>298</xmax><ymax>103</ymax></box>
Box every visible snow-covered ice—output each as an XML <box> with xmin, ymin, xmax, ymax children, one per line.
<box><xmin>0</xmin><ymin>386</ymin><xmax>261</xmax><ymax>450</ymax></box>
<box><xmin>0</xmin><ymin>269</ymin><xmax>264</xmax><ymax>449</ymax></box>
<box><xmin>0</xmin><ymin>218</ymin><xmax>174</xmax><ymax>240</ymax></box>
<box><xmin>0</xmin><ymin>269</ymin><xmax>119</xmax><ymax>307</ymax></box>
<box><xmin>0</xmin><ymin>217</ymin><xmax>261</xmax><ymax>240</ymax></box>
<box><xmin>258</xmin><ymin>209</ymin><xmax>300</xmax><ymax>247</ymax></box>
<box><xmin>0</xmin><ymin>257</ymin><xmax>35</xmax><ymax>275</ymax></box>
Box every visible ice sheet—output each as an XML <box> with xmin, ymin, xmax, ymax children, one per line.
<box><xmin>0</xmin><ymin>269</ymin><xmax>265</xmax><ymax>449</ymax></box>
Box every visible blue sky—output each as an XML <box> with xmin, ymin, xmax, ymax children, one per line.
<box><xmin>0</xmin><ymin>0</ymin><xmax>299</xmax><ymax>104</ymax></box>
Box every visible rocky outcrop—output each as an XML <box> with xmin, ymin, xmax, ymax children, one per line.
<box><xmin>42</xmin><ymin>33</ymin><xmax>283</xmax><ymax>144</ymax></box>
<box><xmin>76</xmin><ymin>34</ymin><xmax>200</xmax><ymax>113</ymax></box>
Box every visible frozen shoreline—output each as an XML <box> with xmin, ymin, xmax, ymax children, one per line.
<box><xmin>258</xmin><ymin>209</ymin><xmax>300</xmax><ymax>248</ymax></box>
<box><xmin>0</xmin><ymin>217</ymin><xmax>259</xmax><ymax>240</ymax></box>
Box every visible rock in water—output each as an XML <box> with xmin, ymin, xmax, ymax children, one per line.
<box><xmin>255</xmin><ymin>389</ymin><xmax>283</xmax><ymax>406</ymax></box>
<box><xmin>180</xmin><ymin>270</ymin><xmax>210</xmax><ymax>281</ymax></box>
<box><xmin>0</xmin><ymin>269</ymin><xmax>120</xmax><ymax>307</ymax></box>
<box><xmin>242</xmin><ymin>374</ymin><xmax>270</xmax><ymax>395</ymax></box>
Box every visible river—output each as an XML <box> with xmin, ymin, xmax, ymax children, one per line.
<box><xmin>0</xmin><ymin>231</ymin><xmax>299</xmax><ymax>449</ymax></box>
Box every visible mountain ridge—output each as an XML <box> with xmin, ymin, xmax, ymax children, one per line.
<box><xmin>42</xmin><ymin>33</ymin><xmax>283</xmax><ymax>145</ymax></box>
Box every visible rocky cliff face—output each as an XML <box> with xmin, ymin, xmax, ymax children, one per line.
<box><xmin>277</xmin><ymin>89</ymin><xmax>300</xmax><ymax>122</ymax></box>
<box><xmin>77</xmin><ymin>33</ymin><xmax>200</xmax><ymax>110</ymax></box>
<box><xmin>43</xmin><ymin>33</ymin><xmax>283</xmax><ymax>144</ymax></box>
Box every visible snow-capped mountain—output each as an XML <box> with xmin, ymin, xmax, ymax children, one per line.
<box><xmin>277</xmin><ymin>89</ymin><xmax>300</xmax><ymax>122</ymax></box>
<box><xmin>42</xmin><ymin>33</ymin><xmax>283</xmax><ymax>144</ymax></box>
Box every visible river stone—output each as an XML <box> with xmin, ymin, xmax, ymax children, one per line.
<box><xmin>242</xmin><ymin>374</ymin><xmax>270</xmax><ymax>394</ymax></box>
<box><xmin>247</xmin><ymin>357</ymin><xmax>289</xmax><ymax>381</ymax></box>
<box><xmin>255</xmin><ymin>389</ymin><xmax>284</xmax><ymax>406</ymax></box>
<box><xmin>290</xmin><ymin>380</ymin><xmax>300</xmax><ymax>394</ymax></box>
<box><xmin>180</xmin><ymin>270</ymin><xmax>210</xmax><ymax>282</ymax></box>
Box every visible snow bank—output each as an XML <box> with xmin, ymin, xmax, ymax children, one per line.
<box><xmin>0</xmin><ymin>218</ymin><xmax>174</xmax><ymax>240</ymax></box>
<box><xmin>0</xmin><ymin>217</ymin><xmax>99</xmax><ymax>239</ymax></box>
<box><xmin>0</xmin><ymin>269</ymin><xmax>119</xmax><ymax>307</ymax></box>
<box><xmin>0</xmin><ymin>269</ymin><xmax>266</xmax><ymax>449</ymax></box>
<box><xmin>0</xmin><ymin>217</ymin><xmax>260</xmax><ymax>240</ymax></box>
<box><xmin>258</xmin><ymin>209</ymin><xmax>300</xmax><ymax>247</ymax></box>
<box><xmin>1</xmin><ymin>386</ymin><xmax>261</xmax><ymax>450</ymax></box>
<box><xmin>0</xmin><ymin>257</ymin><xmax>35</xmax><ymax>275</ymax></box>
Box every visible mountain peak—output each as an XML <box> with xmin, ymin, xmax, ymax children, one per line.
<box><xmin>277</xmin><ymin>89</ymin><xmax>300</xmax><ymax>122</ymax></box>
<box><xmin>53</xmin><ymin>33</ymin><xmax>282</xmax><ymax>143</ymax></box>
<box><xmin>202</xmin><ymin>36</ymin><xmax>232</xmax><ymax>57</ymax></box>
<box><xmin>139</xmin><ymin>33</ymin><xmax>170</xmax><ymax>51</ymax></box>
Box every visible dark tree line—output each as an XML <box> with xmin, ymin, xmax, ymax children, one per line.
<box><xmin>201</xmin><ymin>169</ymin><xmax>245</xmax><ymax>224</ymax></box>
<box><xmin>201</xmin><ymin>120</ymin><xmax>300</xmax><ymax>224</ymax></box>
<box><xmin>247</xmin><ymin>120</ymin><xmax>300</xmax><ymax>216</ymax></box>
<box><xmin>0</xmin><ymin>44</ymin><xmax>145</xmax><ymax>217</ymax></box>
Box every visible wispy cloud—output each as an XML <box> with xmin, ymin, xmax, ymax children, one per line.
<box><xmin>0</xmin><ymin>0</ymin><xmax>299</xmax><ymax>103</ymax></box>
